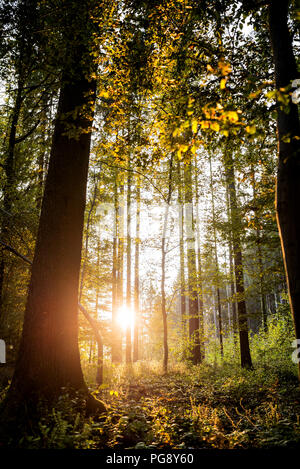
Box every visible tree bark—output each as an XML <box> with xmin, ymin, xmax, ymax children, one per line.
<box><xmin>184</xmin><ymin>156</ymin><xmax>201</xmax><ymax>364</ymax></box>
<box><xmin>209</xmin><ymin>157</ymin><xmax>223</xmax><ymax>358</ymax></box>
<box><xmin>177</xmin><ymin>160</ymin><xmax>186</xmax><ymax>342</ymax></box>
<box><xmin>224</xmin><ymin>152</ymin><xmax>253</xmax><ymax>369</ymax></box>
<box><xmin>133</xmin><ymin>177</ymin><xmax>140</xmax><ymax>362</ymax></box>
<box><xmin>1</xmin><ymin>3</ymin><xmax>105</xmax><ymax>420</ymax></box>
<box><xmin>111</xmin><ymin>172</ymin><xmax>122</xmax><ymax>363</ymax></box>
<box><xmin>268</xmin><ymin>0</ymin><xmax>300</xmax><ymax>377</ymax></box>
<box><xmin>126</xmin><ymin>170</ymin><xmax>132</xmax><ymax>364</ymax></box>
<box><xmin>161</xmin><ymin>157</ymin><xmax>173</xmax><ymax>373</ymax></box>
<box><xmin>195</xmin><ymin>164</ymin><xmax>205</xmax><ymax>360</ymax></box>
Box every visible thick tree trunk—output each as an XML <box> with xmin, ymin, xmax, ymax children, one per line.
<box><xmin>268</xmin><ymin>0</ymin><xmax>300</xmax><ymax>377</ymax></box>
<box><xmin>1</xmin><ymin>6</ymin><xmax>105</xmax><ymax>419</ymax></box>
<box><xmin>224</xmin><ymin>152</ymin><xmax>253</xmax><ymax>369</ymax></box>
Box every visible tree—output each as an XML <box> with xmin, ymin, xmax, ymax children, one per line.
<box><xmin>184</xmin><ymin>155</ymin><xmax>201</xmax><ymax>364</ymax></box>
<box><xmin>0</xmin><ymin>0</ymin><xmax>106</xmax><ymax>427</ymax></box>
<box><xmin>224</xmin><ymin>150</ymin><xmax>253</xmax><ymax>368</ymax></box>
<box><xmin>268</xmin><ymin>0</ymin><xmax>300</xmax><ymax>378</ymax></box>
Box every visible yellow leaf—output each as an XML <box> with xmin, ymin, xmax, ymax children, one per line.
<box><xmin>200</xmin><ymin>120</ymin><xmax>210</xmax><ymax>129</ymax></box>
<box><xmin>100</xmin><ymin>90</ymin><xmax>109</xmax><ymax>98</ymax></box>
<box><xmin>191</xmin><ymin>119</ymin><xmax>198</xmax><ymax>133</ymax></box>
<box><xmin>210</xmin><ymin>122</ymin><xmax>220</xmax><ymax>132</ymax></box>
<box><xmin>246</xmin><ymin>125</ymin><xmax>256</xmax><ymax>135</ymax></box>
<box><xmin>227</xmin><ymin>111</ymin><xmax>239</xmax><ymax>123</ymax></box>
<box><xmin>220</xmin><ymin>78</ymin><xmax>227</xmax><ymax>90</ymax></box>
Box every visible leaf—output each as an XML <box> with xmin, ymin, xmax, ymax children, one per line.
<box><xmin>211</xmin><ymin>122</ymin><xmax>220</xmax><ymax>132</ymax></box>
<box><xmin>220</xmin><ymin>78</ymin><xmax>227</xmax><ymax>90</ymax></box>
<box><xmin>191</xmin><ymin>119</ymin><xmax>198</xmax><ymax>133</ymax></box>
<box><xmin>227</xmin><ymin>111</ymin><xmax>239</xmax><ymax>123</ymax></box>
<box><xmin>218</xmin><ymin>60</ymin><xmax>232</xmax><ymax>76</ymax></box>
<box><xmin>246</xmin><ymin>125</ymin><xmax>256</xmax><ymax>135</ymax></box>
<box><xmin>100</xmin><ymin>90</ymin><xmax>109</xmax><ymax>98</ymax></box>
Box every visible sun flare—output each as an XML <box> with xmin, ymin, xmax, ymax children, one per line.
<box><xmin>116</xmin><ymin>306</ymin><xmax>135</xmax><ymax>331</ymax></box>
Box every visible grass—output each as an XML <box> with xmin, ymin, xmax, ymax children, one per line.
<box><xmin>2</xmin><ymin>358</ymin><xmax>299</xmax><ymax>449</ymax></box>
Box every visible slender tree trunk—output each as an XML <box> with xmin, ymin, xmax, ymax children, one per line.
<box><xmin>268</xmin><ymin>0</ymin><xmax>300</xmax><ymax>378</ymax></box>
<box><xmin>161</xmin><ymin>157</ymin><xmax>173</xmax><ymax>373</ymax></box>
<box><xmin>115</xmin><ymin>177</ymin><xmax>125</xmax><ymax>362</ymax></box>
<box><xmin>126</xmin><ymin>171</ymin><xmax>132</xmax><ymax>364</ymax></box>
<box><xmin>177</xmin><ymin>161</ymin><xmax>187</xmax><ymax>343</ymax></box>
<box><xmin>161</xmin><ymin>203</ymin><xmax>169</xmax><ymax>374</ymax></box>
<box><xmin>195</xmin><ymin>165</ymin><xmax>205</xmax><ymax>360</ymax></box>
<box><xmin>224</xmin><ymin>152</ymin><xmax>252</xmax><ymax>368</ymax></box>
<box><xmin>112</xmin><ymin>173</ymin><xmax>122</xmax><ymax>363</ymax></box>
<box><xmin>95</xmin><ymin>237</ymin><xmax>103</xmax><ymax>386</ymax></box>
<box><xmin>184</xmin><ymin>157</ymin><xmax>201</xmax><ymax>364</ymax></box>
<box><xmin>251</xmin><ymin>168</ymin><xmax>267</xmax><ymax>331</ymax></box>
<box><xmin>133</xmin><ymin>177</ymin><xmax>140</xmax><ymax>362</ymax></box>
<box><xmin>79</xmin><ymin>172</ymin><xmax>98</xmax><ymax>301</ymax></box>
<box><xmin>226</xmin><ymin>183</ymin><xmax>238</xmax><ymax>338</ymax></box>
<box><xmin>209</xmin><ymin>157</ymin><xmax>223</xmax><ymax>357</ymax></box>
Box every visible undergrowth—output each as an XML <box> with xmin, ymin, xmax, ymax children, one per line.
<box><xmin>1</xmin><ymin>318</ymin><xmax>300</xmax><ymax>449</ymax></box>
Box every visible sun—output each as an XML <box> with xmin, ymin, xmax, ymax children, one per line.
<box><xmin>116</xmin><ymin>305</ymin><xmax>135</xmax><ymax>331</ymax></box>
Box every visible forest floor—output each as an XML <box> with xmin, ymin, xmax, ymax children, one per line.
<box><xmin>3</xmin><ymin>360</ymin><xmax>299</xmax><ymax>449</ymax></box>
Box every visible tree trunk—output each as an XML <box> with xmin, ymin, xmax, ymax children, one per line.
<box><xmin>209</xmin><ymin>157</ymin><xmax>223</xmax><ymax>358</ymax></box>
<box><xmin>126</xmin><ymin>171</ymin><xmax>132</xmax><ymax>364</ymax></box>
<box><xmin>115</xmin><ymin>178</ymin><xmax>125</xmax><ymax>362</ymax></box>
<box><xmin>161</xmin><ymin>205</ymin><xmax>169</xmax><ymax>374</ymax></box>
<box><xmin>195</xmin><ymin>164</ymin><xmax>205</xmax><ymax>360</ymax></box>
<box><xmin>161</xmin><ymin>157</ymin><xmax>173</xmax><ymax>373</ymax></box>
<box><xmin>133</xmin><ymin>177</ymin><xmax>140</xmax><ymax>362</ymax></box>
<box><xmin>224</xmin><ymin>152</ymin><xmax>253</xmax><ymax>369</ymax></box>
<box><xmin>177</xmin><ymin>160</ymin><xmax>186</xmax><ymax>342</ymax></box>
<box><xmin>1</xmin><ymin>4</ymin><xmax>105</xmax><ymax>420</ymax></box>
<box><xmin>251</xmin><ymin>168</ymin><xmax>267</xmax><ymax>331</ymax></box>
<box><xmin>226</xmin><ymin>183</ymin><xmax>238</xmax><ymax>339</ymax></box>
<box><xmin>268</xmin><ymin>0</ymin><xmax>300</xmax><ymax>378</ymax></box>
<box><xmin>184</xmin><ymin>157</ymin><xmax>201</xmax><ymax>364</ymax></box>
<box><xmin>111</xmin><ymin>173</ymin><xmax>122</xmax><ymax>363</ymax></box>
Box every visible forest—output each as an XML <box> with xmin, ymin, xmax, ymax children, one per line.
<box><xmin>0</xmin><ymin>0</ymin><xmax>300</xmax><ymax>452</ymax></box>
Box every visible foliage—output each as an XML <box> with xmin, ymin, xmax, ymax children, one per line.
<box><xmin>2</xmin><ymin>324</ymin><xmax>300</xmax><ymax>449</ymax></box>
